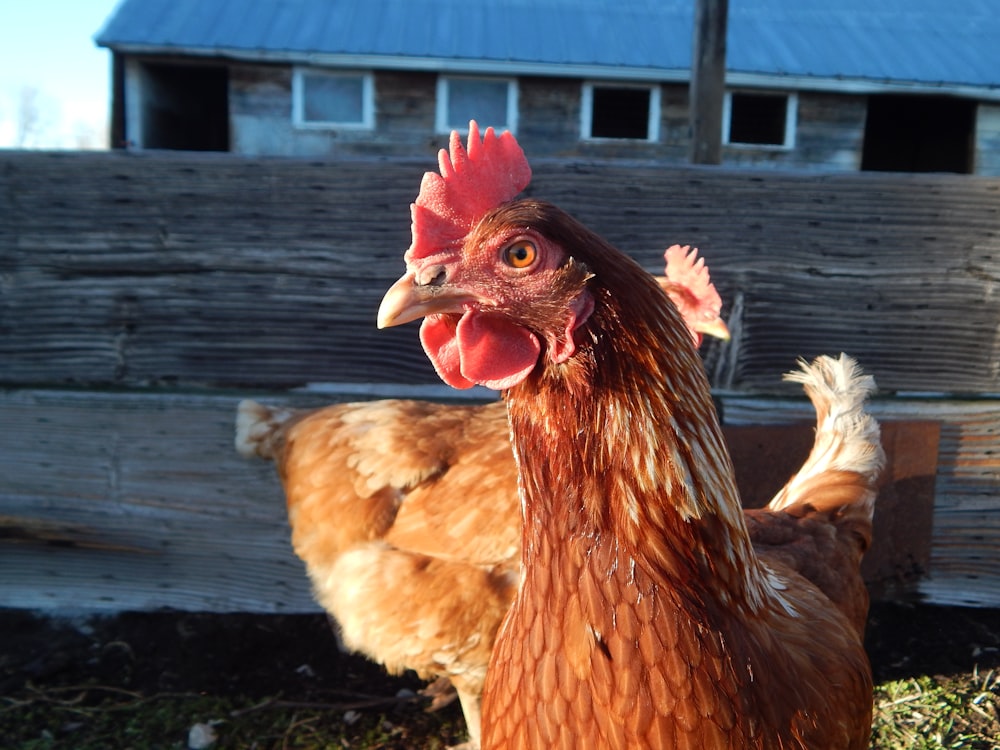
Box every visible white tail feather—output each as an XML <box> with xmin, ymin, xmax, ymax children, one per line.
<box><xmin>767</xmin><ymin>354</ymin><xmax>884</xmax><ymax>515</ymax></box>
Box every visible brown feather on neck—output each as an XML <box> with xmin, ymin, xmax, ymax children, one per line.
<box><xmin>495</xmin><ymin>204</ymin><xmax>765</xmax><ymax>608</ymax></box>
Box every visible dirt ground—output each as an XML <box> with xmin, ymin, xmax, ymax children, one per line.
<box><xmin>4</xmin><ymin>601</ymin><xmax>1000</xmax><ymax>696</ymax></box>
<box><xmin>0</xmin><ymin>608</ymin><xmax>421</xmax><ymax>707</ymax></box>
<box><xmin>2</xmin><ymin>600</ymin><xmax>999</xmax><ymax>747</ymax></box>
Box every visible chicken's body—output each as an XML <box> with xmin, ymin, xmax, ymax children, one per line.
<box><xmin>747</xmin><ymin>354</ymin><xmax>882</xmax><ymax>639</ymax></box>
<box><xmin>484</xmin><ymin>229</ymin><xmax>874</xmax><ymax>747</ymax></box>
<box><xmin>378</xmin><ymin>124</ymin><xmax>883</xmax><ymax>748</ymax></box>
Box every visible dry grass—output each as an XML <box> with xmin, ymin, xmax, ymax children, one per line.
<box><xmin>2</xmin><ymin>606</ymin><xmax>999</xmax><ymax>749</ymax></box>
<box><xmin>0</xmin><ymin>684</ymin><xmax>467</xmax><ymax>749</ymax></box>
<box><xmin>872</xmin><ymin>669</ymin><xmax>1000</xmax><ymax>750</ymax></box>
<box><xmin>2</xmin><ymin>671</ymin><xmax>998</xmax><ymax>749</ymax></box>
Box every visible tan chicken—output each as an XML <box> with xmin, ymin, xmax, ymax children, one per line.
<box><xmin>378</xmin><ymin>123</ymin><xmax>883</xmax><ymax>748</ymax></box>
<box><xmin>236</xmin><ymin>245</ymin><xmax>726</xmax><ymax>749</ymax></box>
<box><xmin>239</xmin><ymin>397</ymin><xmax>515</xmax><ymax>750</ymax></box>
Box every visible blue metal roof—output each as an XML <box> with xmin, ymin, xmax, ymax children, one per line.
<box><xmin>95</xmin><ymin>0</ymin><xmax>1000</xmax><ymax>93</ymax></box>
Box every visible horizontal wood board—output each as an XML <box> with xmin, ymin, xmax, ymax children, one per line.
<box><xmin>2</xmin><ymin>151</ymin><xmax>999</xmax><ymax>393</ymax></box>
<box><xmin>0</xmin><ymin>388</ymin><xmax>991</xmax><ymax>613</ymax></box>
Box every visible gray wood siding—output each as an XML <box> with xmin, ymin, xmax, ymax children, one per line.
<box><xmin>5</xmin><ymin>151</ymin><xmax>1000</xmax><ymax>393</ymax></box>
<box><xmin>2</xmin><ymin>150</ymin><xmax>999</xmax><ymax>612</ymax></box>
<box><xmin>221</xmin><ymin>59</ymin><xmax>875</xmax><ymax>170</ymax></box>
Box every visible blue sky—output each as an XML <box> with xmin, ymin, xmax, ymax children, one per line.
<box><xmin>0</xmin><ymin>0</ymin><xmax>122</xmax><ymax>148</ymax></box>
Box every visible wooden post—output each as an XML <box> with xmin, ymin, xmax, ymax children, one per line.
<box><xmin>110</xmin><ymin>51</ymin><xmax>126</xmax><ymax>149</ymax></box>
<box><xmin>689</xmin><ymin>0</ymin><xmax>728</xmax><ymax>164</ymax></box>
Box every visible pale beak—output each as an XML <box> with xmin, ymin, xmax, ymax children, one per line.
<box><xmin>377</xmin><ymin>271</ymin><xmax>485</xmax><ymax>329</ymax></box>
<box><xmin>694</xmin><ymin>317</ymin><xmax>731</xmax><ymax>342</ymax></box>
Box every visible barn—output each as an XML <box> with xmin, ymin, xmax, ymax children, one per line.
<box><xmin>95</xmin><ymin>0</ymin><xmax>1000</xmax><ymax>173</ymax></box>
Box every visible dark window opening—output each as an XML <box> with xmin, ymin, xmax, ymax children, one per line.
<box><xmin>590</xmin><ymin>87</ymin><xmax>651</xmax><ymax>139</ymax></box>
<box><xmin>862</xmin><ymin>95</ymin><xmax>975</xmax><ymax>174</ymax></box>
<box><xmin>728</xmin><ymin>93</ymin><xmax>788</xmax><ymax>146</ymax></box>
<box><xmin>140</xmin><ymin>63</ymin><xmax>229</xmax><ymax>151</ymax></box>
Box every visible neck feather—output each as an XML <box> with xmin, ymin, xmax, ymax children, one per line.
<box><xmin>506</xmin><ymin>263</ymin><xmax>770</xmax><ymax>611</ymax></box>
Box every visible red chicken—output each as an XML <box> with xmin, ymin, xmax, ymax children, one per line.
<box><xmin>378</xmin><ymin>123</ymin><xmax>883</xmax><ymax>748</ymax></box>
<box><xmin>236</xmin><ymin>246</ymin><xmax>727</xmax><ymax>749</ymax></box>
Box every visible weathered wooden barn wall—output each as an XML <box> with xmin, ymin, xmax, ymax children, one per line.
<box><xmin>1</xmin><ymin>150</ymin><xmax>999</xmax><ymax>612</ymax></box>
<box><xmin>5</xmin><ymin>150</ymin><xmax>1000</xmax><ymax>393</ymax></box>
<box><xmin>225</xmin><ymin>55</ymin><xmax>873</xmax><ymax>169</ymax></box>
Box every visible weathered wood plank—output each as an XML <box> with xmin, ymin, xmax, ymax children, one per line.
<box><xmin>2</xmin><ymin>151</ymin><xmax>1000</xmax><ymax>393</ymax></box>
<box><xmin>0</xmin><ymin>151</ymin><xmax>433</xmax><ymax>388</ymax></box>
<box><xmin>0</xmin><ymin>387</ymin><xmax>993</xmax><ymax>613</ymax></box>
<box><xmin>689</xmin><ymin>0</ymin><xmax>728</xmax><ymax>164</ymax></box>
<box><xmin>0</xmin><ymin>389</ymin><xmax>315</xmax><ymax>612</ymax></box>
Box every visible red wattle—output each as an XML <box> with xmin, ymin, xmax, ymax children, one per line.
<box><xmin>419</xmin><ymin>312</ymin><xmax>541</xmax><ymax>390</ymax></box>
<box><xmin>456</xmin><ymin>313</ymin><xmax>541</xmax><ymax>390</ymax></box>
<box><xmin>420</xmin><ymin>315</ymin><xmax>476</xmax><ymax>389</ymax></box>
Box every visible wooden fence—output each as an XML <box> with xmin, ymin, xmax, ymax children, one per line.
<box><xmin>1</xmin><ymin>149</ymin><xmax>998</xmax><ymax>612</ymax></box>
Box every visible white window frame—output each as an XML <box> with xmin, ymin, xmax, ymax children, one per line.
<box><xmin>722</xmin><ymin>90</ymin><xmax>798</xmax><ymax>150</ymax></box>
<box><xmin>435</xmin><ymin>76</ymin><xmax>519</xmax><ymax>134</ymax></box>
<box><xmin>292</xmin><ymin>67</ymin><xmax>375</xmax><ymax>130</ymax></box>
<box><xmin>581</xmin><ymin>81</ymin><xmax>661</xmax><ymax>142</ymax></box>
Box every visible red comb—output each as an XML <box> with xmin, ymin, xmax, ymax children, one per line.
<box><xmin>407</xmin><ymin>121</ymin><xmax>532</xmax><ymax>261</ymax></box>
<box><xmin>664</xmin><ymin>244</ymin><xmax>721</xmax><ymax>313</ymax></box>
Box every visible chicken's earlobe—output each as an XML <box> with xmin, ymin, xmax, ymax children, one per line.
<box><xmin>548</xmin><ymin>290</ymin><xmax>596</xmax><ymax>365</ymax></box>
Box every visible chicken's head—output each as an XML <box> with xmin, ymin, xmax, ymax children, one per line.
<box><xmin>378</xmin><ymin>122</ymin><xmax>596</xmax><ymax>391</ymax></box>
<box><xmin>656</xmin><ymin>245</ymin><xmax>730</xmax><ymax>347</ymax></box>
<box><xmin>379</xmin><ymin>197</ymin><xmax>596</xmax><ymax>390</ymax></box>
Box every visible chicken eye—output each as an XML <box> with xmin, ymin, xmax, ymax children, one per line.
<box><xmin>504</xmin><ymin>240</ymin><xmax>537</xmax><ymax>269</ymax></box>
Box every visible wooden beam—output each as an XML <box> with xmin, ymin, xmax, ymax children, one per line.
<box><xmin>0</xmin><ymin>388</ymin><xmax>987</xmax><ymax>614</ymax></box>
<box><xmin>110</xmin><ymin>51</ymin><xmax>126</xmax><ymax>150</ymax></box>
<box><xmin>689</xmin><ymin>0</ymin><xmax>729</xmax><ymax>164</ymax></box>
<box><xmin>3</xmin><ymin>152</ymin><xmax>999</xmax><ymax>395</ymax></box>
